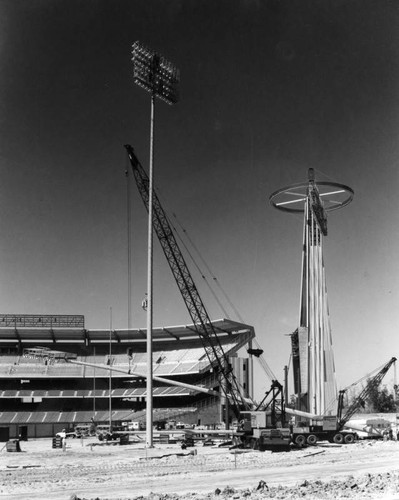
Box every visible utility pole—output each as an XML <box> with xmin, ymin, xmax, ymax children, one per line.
<box><xmin>131</xmin><ymin>41</ymin><xmax>179</xmax><ymax>448</ymax></box>
<box><xmin>284</xmin><ymin>365</ymin><xmax>289</xmax><ymax>404</ymax></box>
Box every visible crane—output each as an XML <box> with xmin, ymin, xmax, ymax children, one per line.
<box><xmin>124</xmin><ymin>144</ymin><xmax>252</xmax><ymax>420</ymax></box>
<box><xmin>337</xmin><ymin>356</ymin><xmax>397</xmax><ymax>428</ymax></box>
<box><xmin>286</xmin><ymin>356</ymin><xmax>397</xmax><ymax>446</ymax></box>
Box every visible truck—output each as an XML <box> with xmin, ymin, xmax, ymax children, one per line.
<box><xmin>284</xmin><ymin>357</ymin><xmax>396</xmax><ymax>447</ymax></box>
<box><xmin>96</xmin><ymin>423</ymin><xmax>128</xmax><ymax>442</ymax></box>
<box><xmin>239</xmin><ymin>409</ymin><xmax>356</xmax><ymax>450</ymax></box>
<box><xmin>126</xmin><ymin>420</ymin><xmax>145</xmax><ymax>431</ymax></box>
<box><xmin>289</xmin><ymin>414</ymin><xmax>357</xmax><ymax>446</ymax></box>
<box><xmin>74</xmin><ymin>423</ymin><xmax>95</xmax><ymax>438</ymax></box>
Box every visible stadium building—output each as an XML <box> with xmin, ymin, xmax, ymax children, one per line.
<box><xmin>0</xmin><ymin>314</ymin><xmax>255</xmax><ymax>440</ymax></box>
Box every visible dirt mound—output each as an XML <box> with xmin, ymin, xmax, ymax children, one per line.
<box><xmin>69</xmin><ymin>472</ymin><xmax>399</xmax><ymax>500</ymax></box>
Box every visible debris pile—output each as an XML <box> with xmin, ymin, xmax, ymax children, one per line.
<box><xmin>69</xmin><ymin>471</ymin><xmax>399</xmax><ymax>500</ymax></box>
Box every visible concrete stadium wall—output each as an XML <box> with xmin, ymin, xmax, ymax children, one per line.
<box><xmin>197</xmin><ymin>400</ymin><xmax>222</xmax><ymax>427</ymax></box>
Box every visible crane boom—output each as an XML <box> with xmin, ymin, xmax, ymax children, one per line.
<box><xmin>338</xmin><ymin>356</ymin><xmax>397</xmax><ymax>428</ymax></box>
<box><xmin>124</xmin><ymin>144</ymin><xmax>250</xmax><ymax>417</ymax></box>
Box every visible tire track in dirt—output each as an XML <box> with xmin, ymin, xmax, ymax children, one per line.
<box><xmin>2</xmin><ymin>439</ymin><xmax>399</xmax><ymax>499</ymax></box>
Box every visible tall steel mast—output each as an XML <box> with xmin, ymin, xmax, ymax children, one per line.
<box><xmin>270</xmin><ymin>169</ymin><xmax>354</xmax><ymax>415</ymax></box>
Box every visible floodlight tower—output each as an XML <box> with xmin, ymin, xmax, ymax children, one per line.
<box><xmin>270</xmin><ymin>169</ymin><xmax>353</xmax><ymax>415</ymax></box>
<box><xmin>131</xmin><ymin>41</ymin><xmax>179</xmax><ymax>447</ymax></box>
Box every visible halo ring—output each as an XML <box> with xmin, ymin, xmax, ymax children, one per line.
<box><xmin>269</xmin><ymin>181</ymin><xmax>354</xmax><ymax>213</ymax></box>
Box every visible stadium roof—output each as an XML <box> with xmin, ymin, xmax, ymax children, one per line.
<box><xmin>0</xmin><ymin>318</ymin><xmax>255</xmax><ymax>351</ymax></box>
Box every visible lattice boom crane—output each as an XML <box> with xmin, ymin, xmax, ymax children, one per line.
<box><xmin>338</xmin><ymin>356</ymin><xmax>397</xmax><ymax>428</ymax></box>
<box><xmin>125</xmin><ymin>144</ymin><xmax>251</xmax><ymax>417</ymax></box>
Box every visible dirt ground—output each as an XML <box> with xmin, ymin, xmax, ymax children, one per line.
<box><xmin>1</xmin><ymin>437</ymin><xmax>399</xmax><ymax>500</ymax></box>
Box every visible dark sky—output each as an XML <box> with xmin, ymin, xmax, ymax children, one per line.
<box><xmin>0</xmin><ymin>0</ymin><xmax>398</xmax><ymax>398</ymax></box>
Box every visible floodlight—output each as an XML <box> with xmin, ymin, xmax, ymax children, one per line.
<box><xmin>131</xmin><ymin>41</ymin><xmax>179</xmax><ymax>105</ymax></box>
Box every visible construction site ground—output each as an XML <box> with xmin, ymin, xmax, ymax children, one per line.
<box><xmin>1</xmin><ymin>436</ymin><xmax>399</xmax><ymax>500</ymax></box>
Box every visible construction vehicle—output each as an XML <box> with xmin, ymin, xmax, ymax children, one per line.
<box><xmin>95</xmin><ymin>423</ymin><xmax>128</xmax><ymax>442</ymax></box>
<box><xmin>286</xmin><ymin>356</ymin><xmax>397</xmax><ymax>446</ymax></box>
<box><xmin>240</xmin><ymin>380</ymin><xmax>291</xmax><ymax>451</ymax></box>
<box><xmin>241</xmin><ymin>357</ymin><xmax>397</xmax><ymax>449</ymax></box>
<box><xmin>74</xmin><ymin>423</ymin><xmax>96</xmax><ymax>438</ymax></box>
<box><xmin>351</xmin><ymin>417</ymin><xmax>393</xmax><ymax>440</ymax></box>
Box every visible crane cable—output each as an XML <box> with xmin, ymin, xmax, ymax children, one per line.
<box><xmin>166</xmin><ymin>208</ymin><xmax>277</xmax><ymax>384</ymax></box>
<box><xmin>169</xmin><ymin>215</ymin><xmax>256</xmax><ymax>406</ymax></box>
<box><xmin>342</xmin><ymin>360</ymin><xmax>391</xmax><ymax>392</ymax></box>
<box><xmin>171</xmin><ymin>212</ymin><xmax>244</xmax><ymax>321</ymax></box>
<box><xmin>146</xmin><ymin>187</ymin><xmax>251</xmax><ymax>405</ymax></box>
<box><xmin>167</xmin><ymin>213</ymin><xmax>229</xmax><ymax>318</ymax></box>
<box><xmin>321</xmin><ymin>359</ymin><xmax>394</xmax><ymax>417</ymax></box>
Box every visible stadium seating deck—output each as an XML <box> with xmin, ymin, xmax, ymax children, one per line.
<box><xmin>0</xmin><ymin>385</ymin><xmax>190</xmax><ymax>399</ymax></box>
<box><xmin>0</xmin><ymin>407</ymin><xmax>197</xmax><ymax>425</ymax></box>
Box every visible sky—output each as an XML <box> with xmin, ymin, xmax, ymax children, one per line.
<box><xmin>0</xmin><ymin>0</ymin><xmax>398</xmax><ymax>401</ymax></box>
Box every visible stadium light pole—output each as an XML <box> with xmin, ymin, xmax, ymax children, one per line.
<box><xmin>109</xmin><ymin>307</ymin><xmax>112</xmax><ymax>433</ymax></box>
<box><xmin>131</xmin><ymin>41</ymin><xmax>179</xmax><ymax>448</ymax></box>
